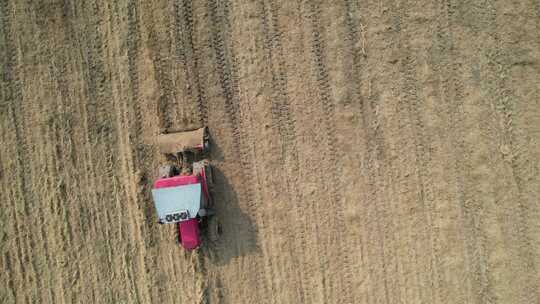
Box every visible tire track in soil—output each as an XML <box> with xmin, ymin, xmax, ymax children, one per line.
<box><xmin>37</xmin><ymin>2</ymin><xmax>84</xmax><ymax>300</ymax></box>
<box><xmin>270</xmin><ymin>2</ymin><xmax>326</xmax><ymax>301</ymax></box>
<box><xmin>442</xmin><ymin>1</ymin><xmax>540</xmax><ymax>303</ymax></box>
<box><xmin>480</xmin><ymin>1</ymin><xmax>540</xmax><ymax>301</ymax></box>
<box><xmin>208</xmin><ymin>0</ymin><xmax>272</xmax><ymax>301</ymax></box>
<box><xmin>44</xmin><ymin>46</ymin><xmax>77</xmax><ymax>304</ymax></box>
<box><xmin>341</xmin><ymin>1</ymin><xmax>397</xmax><ymax>303</ymax></box>
<box><xmin>48</xmin><ymin>45</ymin><xmax>76</xmax><ymax>248</ymax></box>
<box><xmin>349</xmin><ymin>2</ymin><xmax>417</xmax><ymax>304</ymax></box>
<box><xmin>396</xmin><ymin>1</ymin><xmax>443</xmax><ymax>303</ymax></box>
<box><xmin>2</xmin><ymin>253</ymin><xmax>16</xmax><ymax>302</ymax></box>
<box><xmin>85</xmin><ymin>1</ymin><xmax>117</xmax><ymax>264</ymax></box>
<box><xmin>0</xmin><ymin>128</ymin><xmax>20</xmax><ymax>303</ymax></box>
<box><xmin>340</xmin><ymin>2</ymin><xmax>373</xmax><ymax>303</ymax></box>
<box><xmin>304</xmin><ymin>2</ymin><xmax>355</xmax><ymax>303</ymax></box>
<box><xmin>304</xmin><ymin>6</ymin><xmax>333</xmax><ymax>304</ymax></box>
<box><xmin>75</xmin><ymin>0</ymin><xmax>121</xmax><ymax>298</ymax></box>
<box><xmin>127</xmin><ymin>0</ymin><xmax>146</xmax><ymax>165</ymax></box>
<box><xmin>258</xmin><ymin>1</ymin><xmax>307</xmax><ymax>302</ymax></box>
<box><xmin>228</xmin><ymin>1</ymin><xmax>285</xmax><ymax>303</ymax></box>
<box><xmin>429</xmin><ymin>1</ymin><xmax>473</xmax><ymax>302</ymax></box>
<box><xmin>437</xmin><ymin>2</ymin><xmax>492</xmax><ymax>303</ymax></box>
<box><xmin>103</xmin><ymin>5</ymin><xmax>128</xmax><ymax>285</ymax></box>
<box><xmin>282</xmin><ymin>2</ymin><xmax>328</xmax><ymax>302</ymax></box>
<box><xmin>106</xmin><ymin>2</ymin><xmax>152</xmax><ymax>301</ymax></box>
<box><xmin>380</xmin><ymin>2</ymin><xmax>436</xmax><ymax>303</ymax></box>
<box><xmin>5</xmin><ymin>52</ymin><xmax>40</xmax><ymax>304</ymax></box>
<box><xmin>17</xmin><ymin>1</ymin><xmax>63</xmax><ymax>302</ymax></box>
<box><xmin>130</xmin><ymin>2</ymin><xmax>163</xmax><ymax>258</ymax></box>
<box><xmin>0</xmin><ymin>2</ymin><xmax>41</xmax><ymax>302</ymax></box>
<box><xmin>172</xmin><ymin>0</ymin><xmax>194</xmax><ymax>125</ymax></box>
<box><xmin>79</xmin><ymin>0</ymin><xmax>107</xmax><ymax>266</ymax></box>
<box><xmin>124</xmin><ymin>1</ymin><xmax>153</xmax><ymax>302</ymax></box>
<box><xmin>54</xmin><ymin>2</ymin><xmax>105</xmax><ymax>301</ymax></box>
<box><xmin>146</xmin><ymin>9</ymin><xmax>175</xmax><ymax>132</ymax></box>
<box><xmin>174</xmin><ymin>0</ymin><xmax>208</xmax><ymax>125</ymax></box>
<box><xmin>43</xmin><ymin>63</ymin><xmax>71</xmax><ymax>304</ymax></box>
<box><xmin>0</xmin><ymin>136</ymin><xmax>15</xmax><ymax>302</ymax></box>
<box><xmin>260</xmin><ymin>0</ymin><xmax>297</xmax><ymax>162</ymax></box>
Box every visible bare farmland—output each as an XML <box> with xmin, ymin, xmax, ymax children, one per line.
<box><xmin>1</xmin><ymin>0</ymin><xmax>539</xmax><ymax>303</ymax></box>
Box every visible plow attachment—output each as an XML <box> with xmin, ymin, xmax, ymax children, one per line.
<box><xmin>156</xmin><ymin>127</ymin><xmax>209</xmax><ymax>154</ymax></box>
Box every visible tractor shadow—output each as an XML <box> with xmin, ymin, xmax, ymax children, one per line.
<box><xmin>201</xmin><ymin>164</ymin><xmax>261</xmax><ymax>266</ymax></box>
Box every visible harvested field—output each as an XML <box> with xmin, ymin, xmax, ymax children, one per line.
<box><xmin>1</xmin><ymin>0</ymin><xmax>539</xmax><ymax>303</ymax></box>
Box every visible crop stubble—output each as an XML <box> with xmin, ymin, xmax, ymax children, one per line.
<box><xmin>1</xmin><ymin>0</ymin><xmax>539</xmax><ymax>303</ymax></box>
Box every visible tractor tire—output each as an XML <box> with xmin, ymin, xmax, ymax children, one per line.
<box><xmin>158</xmin><ymin>164</ymin><xmax>177</xmax><ymax>178</ymax></box>
<box><xmin>205</xmin><ymin>165</ymin><xmax>214</xmax><ymax>189</ymax></box>
<box><xmin>207</xmin><ymin>191</ymin><xmax>215</xmax><ymax>208</ymax></box>
<box><xmin>203</xmin><ymin>128</ymin><xmax>211</xmax><ymax>153</ymax></box>
<box><xmin>208</xmin><ymin>216</ymin><xmax>221</xmax><ymax>242</ymax></box>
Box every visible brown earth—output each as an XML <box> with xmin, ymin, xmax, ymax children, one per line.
<box><xmin>1</xmin><ymin>0</ymin><xmax>540</xmax><ymax>303</ymax></box>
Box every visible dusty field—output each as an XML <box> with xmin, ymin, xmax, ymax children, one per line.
<box><xmin>1</xmin><ymin>0</ymin><xmax>540</xmax><ymax>303</ymax></box>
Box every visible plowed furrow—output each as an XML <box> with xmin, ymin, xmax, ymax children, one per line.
<box><xmin>7</xmin><ymin>92</ymin><xmax>40</xmax><ymax>303</ymax></box>
<box><xmin>47</xmin><ymin>55</ymin><xmax>75</xmax><ymax>304</ymax></box>
<box><xmin>172</xmin><ymin>0</ymin><xmax>193</xmax><ymax>125</ymax></box>
<box><xmin>341</xmin><ymin>1</ymin><xmax>379</xmax><ymax>302</ymax></box>
<box><xmin>438</xmin><ymin>2</ymin><xmax>491</xmax><ymax>302</ymax></box>
<box><xmin>259</xmin><ymin>1</ymin><xmax>306</xmax><ymax>302</ymax></box>
<box><xmin>208</xmin><ymin>0</ymin><xmax>271</xmax><ymax>301</ymax></box>
<box><xmin>480</xmin><ymin>2</ymin><xmax>540</xmax><ymax>300</ymax></box>
<box><xmin>146</xmin><ymin>12</ymin><xmax>175</xmax><ymax>131</ymax></box>
<box><xmin>208</xmin><ymin>0</ymin><xmax>256</xmax><ymax>213</ymax></box>
<box><xmin>344</xmin><ymin>1</ymin><xmax>407</xmax><ymax>302</ymax></box>
<box><xmin>107</xmin><ymin>3</ymin><xmax>144</xmax><ymax>298</ymax></box>
<box><xmin>428</xmin><ymin>2</ymin><xmax>470</xmax><ymax>302</ymax></box>
<box><xmin>176</xmin><ymin>0</ymin><xmax>208</xmax><ymax>125</ymax></box>
<box><xmin>125</xmin><ymin>1</ymin><xmax>153</xmax><ymax>302</ymax></box>
<box><xmin>93</xmin><ymin>6</ymin><xmax>120</xmax><ymax>270</ymax></box>
<box><xmin>1</xmin><ymin>2</ymin><xmax>41</xmax><ymax>301</ymax></box>
<box><xmin>53</xmin><ymin>3</ymin><xmax>97</xmax><ymax>302</ymax></box>
<box><xmin>398</xmin><ymin>2</ymin><xmax>441</xmax><ymax>302</ymax></box>
<box><xmin>2</xmin><ymin>253</ymin><xmax>16</xmax><ymax>301</ymax></box>
<box><xmin>261</xmin><ymin>0</ymin><xmax>297</xmax><ymax>162</ymax></box>
<box><xmin>0</xmin><ymin>131</ymin><xmax>20</xmax><ymax>302</ymax></box>
<box><xmin>76</xmin><ymin>0</ymin><xmax>120</xmax><ymax>297</ymax></box>
<box><xmin>305</xmin><ymin>2</ymin><xmax>355</xmax><ymax>303</ymax></box>
<box><xmin>292</xmin><ymin>4</ymin><xmax>330</xmax><ymax>303</ymax></box>
<box><xmin>32</xmin><ymin>11</ymin><xmax>73</xmax><ymax>302</ymax></box>
<box><xmin>127</xmin><ymin>0</ymin><xmax>144</xmax><ymax>155</ymax></box>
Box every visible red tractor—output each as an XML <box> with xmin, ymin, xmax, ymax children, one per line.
<box><xmin>151</xmin><ymin>127</ymin><xmax>219</xmax><ymax>250</ymax></box>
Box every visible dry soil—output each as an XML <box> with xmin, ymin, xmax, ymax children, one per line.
<box><xmin>1</xmin><ymin>0</ymin><xmax>540</xmax><ymax>303</ymax></box>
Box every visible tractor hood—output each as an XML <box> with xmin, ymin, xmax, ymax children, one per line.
<box><xmin>179</xmin><ymin>219</ymin><xmax>201</xmax><ymax>250</ymax></box>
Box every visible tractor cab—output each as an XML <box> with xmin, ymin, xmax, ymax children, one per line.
<box><xmin>152</xmin><ymin>175</ymin><xmax>204</xmax><ymax>250</ymax></box>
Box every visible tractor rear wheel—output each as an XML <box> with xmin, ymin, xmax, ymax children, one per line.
<box><xmin>203</xmin><ymin>128</ymin><xmax>211</xmax><ymax>154</ymax></box>
<box><xmin>205</xmin><ymin>165</ymin><xmax>214</xmax><ymax>189</ymax></box>
<box><xmin>208</xmin><ymin>216</ymin><xmax>221</xmax><ymax>242</ymax></box>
